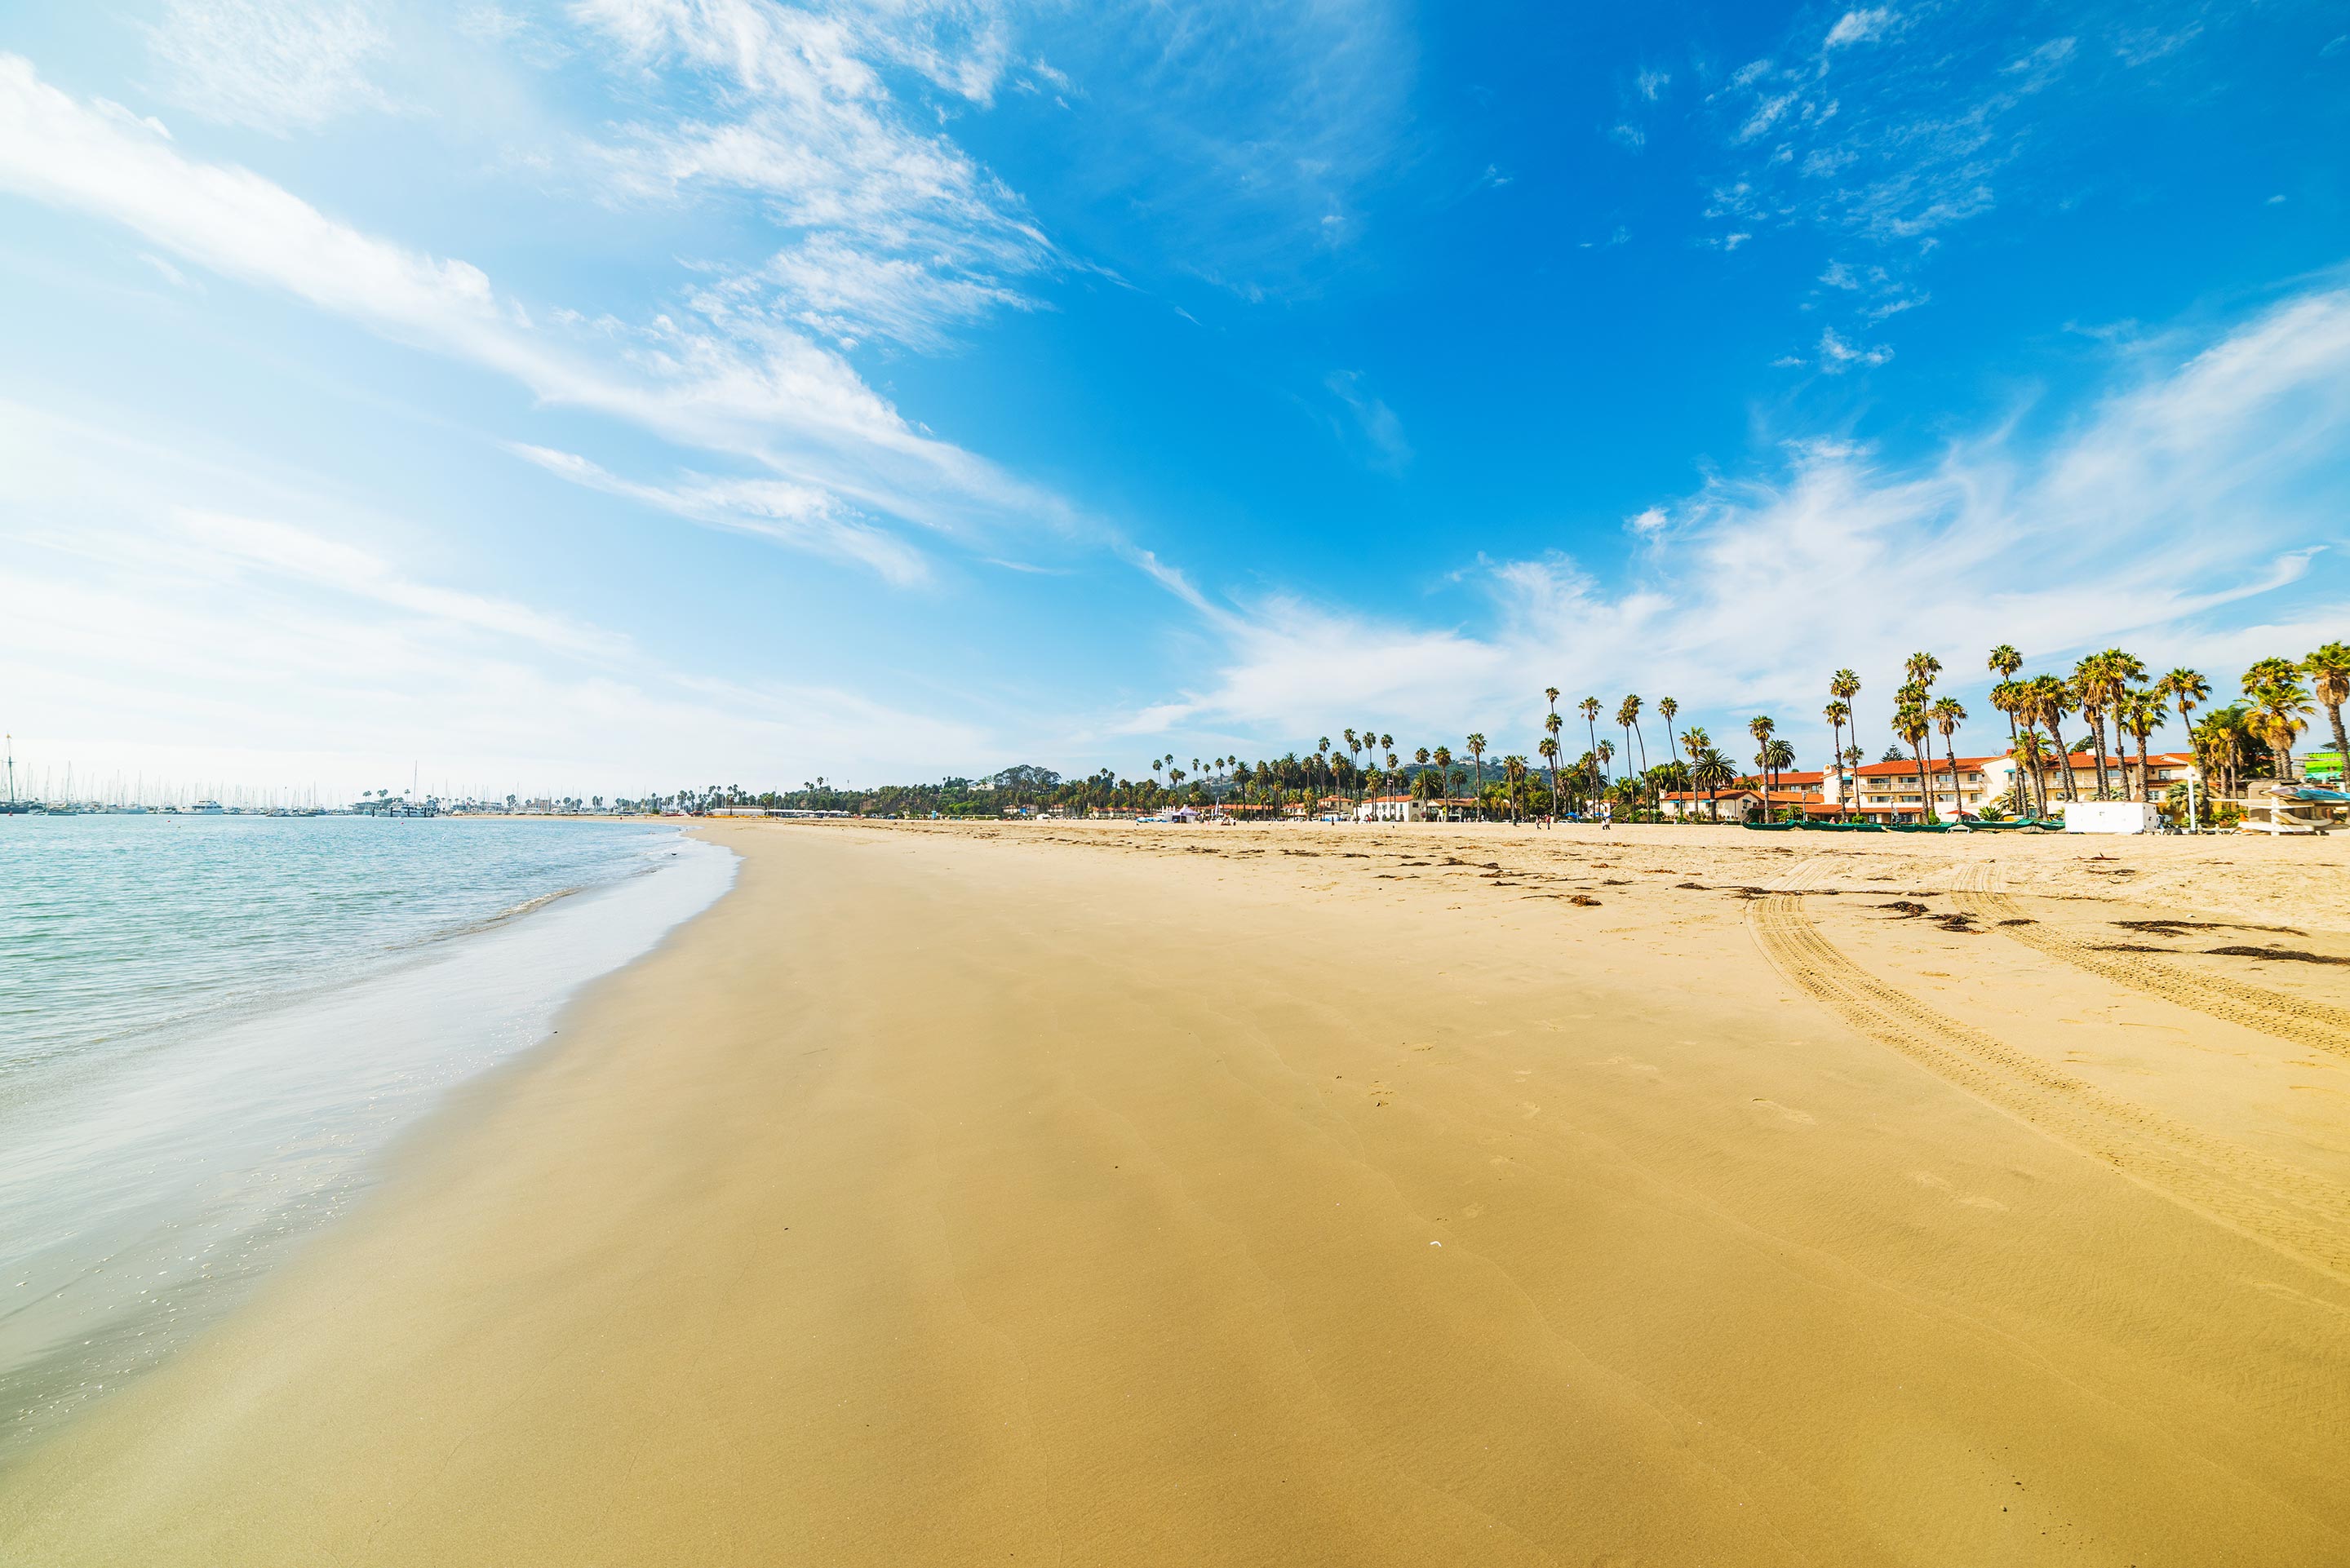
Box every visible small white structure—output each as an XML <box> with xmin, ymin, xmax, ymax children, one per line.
<box><xmin>2063</xmin><ymin>800</ymin><xmax>2160</xmax><ymax>835</ymax></box>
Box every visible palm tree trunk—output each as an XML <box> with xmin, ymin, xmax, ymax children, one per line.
<box><xmin>1941</xmin><ymin>732</ymin><xmax>1961</xmax><ymax>818</ymax></box>
<box><xmin>2049</xmin><ymin>719</ymin><xmax>2078</xmax><ymax>802</ymax></box>
<box><xmin>1631</xmin><ymin>724</ymin><xmax>1649</xmax><ymax>818</ymax></box>
<box><xmin>2089</xmin><ymin>710</ymin><xmax>2113</xmax><ymax>797</ymax></box>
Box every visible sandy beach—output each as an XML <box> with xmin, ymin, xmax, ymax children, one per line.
<box><xmin>7</xmin><ymin>818</ymin><xmax>2350</xmax><ymax>1564</ymax></box>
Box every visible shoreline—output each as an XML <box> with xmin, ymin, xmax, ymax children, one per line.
<box><xmin>0</xmin><ymin>826</ymin><xmax>735</xmax><ymax>1462</ymax></box>
<box><xmin>4</xmin><ymin>820</ymin><xmax>2347</xmax><ymax>1563</ymax></box>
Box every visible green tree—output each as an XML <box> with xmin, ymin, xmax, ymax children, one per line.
<box><xmin>1692</xmin><ymin>746</ymin><xmax>1735</xmax><ymax>821</ymax></box>
<box><xmin>2303</xmin><ymin>642</ymin><xmax>2350</xmax><ymax>771</ymax></box>
<box><xmin>1930</xmin><ymin>697</ymin><xmax>1966</xmax><ymax>817</ymax></box>
<box><xmin>1824</xmin><ymin>698</ymin><xmax>1852</xmax><ymax>818</ymax></box>
<box><xmin>1829</xmin><ymin>667</ymin><xmax>1862</xmax><ymax>791</ymax></box>
<box><xmin>1895</xmin><ymin>703</ymin><xmax>1936</xmax><ymax>823</ymax></box>
<box><xmin>1747</xmin><ymin>714</ymin><xmax>1776</xmax><ymax>799</ymax></box>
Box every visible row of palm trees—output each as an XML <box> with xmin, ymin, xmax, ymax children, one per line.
<box><xmin>1162</xmin><ymin>638</ymin><xmax>2346</xmax><ymax>827</ymax></box>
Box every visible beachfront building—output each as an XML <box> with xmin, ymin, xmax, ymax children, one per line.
<box><xmin>1845</xmin><ymin>756</ymin><xmax>2008</xmax><ymax>820</ymax></box>
<box><xmin>1657</xmin><ymin>787</ymin><xmax>1831</xmax><ymax>822</ymax></box>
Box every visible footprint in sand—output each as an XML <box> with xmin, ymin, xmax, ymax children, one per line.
<box><xmin>1461</xmin><ymin>1203</ymin><xmax>1486</xmax><ymax>1219</ymax></box>
<box><xmin>1519</xmin><ymin>1101</ymin><xmax>1543</xmax><ymax>1118</ymax></box>
<box><xmin>1751</xmin><ymin>1098</ymin><xmax>1816</xmax><ymax>1126</ymax></box>
<box><xmin>1588</xmin><ymin>1056</ymin><xmax>1661</xmax><ymax>1075</ymax></box>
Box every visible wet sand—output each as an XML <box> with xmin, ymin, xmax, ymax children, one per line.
<box><xmin>6</xmin><ymin>819</ymin><xmax>2349</xmax><ymax>1564</ymax></box>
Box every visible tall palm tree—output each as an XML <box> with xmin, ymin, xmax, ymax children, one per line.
<box><xmin>1680</xmin><ymin>725</ymin><xmax>1711</xmax><ymax>820</ymax></box>
<box><xmin>1432</xmin><ymin>746</ymin><xmax>1454</xmax><ymax>807</ymax></box>
<box><xmin>1930</xmin><ymin>696</ymin><xmax>1966</xmax><ymax>817</ymax></box>
<box><xmin>1904</xmin><ymin>650</ymin><xmax>1942</xmax><ymax>693</ymax></box>
<box><xmin>2114</xmin><ymin>689</ymin><xmax>2162</xmax><ymax>800</ymax></box>
<box><xmin>1656</xmin><ymin>698</ymin><xmax>1680</xmax><ymax>811</ymax></box>
<box><xmin>1536</xmin><ymin>738</ymin><xmax>1559</xmax><ymax>814</ymax></box>
<box><xmin>1617</xmin><ymin>694</ymin><xmax>1647</xmax><ymax>816</ymax></box>
<box><xmin>1987</xmin><ymin>647</ymin><xmax>2021</xmax><ymax>785</ymax></box>
<box><xmin>1343</xmin><ymin>729</ymin><xmax>1361</xmax><ymax>800</ymax></box>
<box><xmin>1989</xmin><ymin>680</ymin><xmax>2021</xmax><ymax>760</ymax></box>
<box><xmin>1579</xmin><ymin>697</ymin><xmax>1604</xmax><ymax>785</ymax></box>
<box><xmin>1747</xmin><ymin>714</ymin><xmax>1776</xmax><ymax>802</ymax></box>
<box><xmin>1764</xmin><ymin>737</ymin><xmax>1796</xmax><ymax>817</ymax></box>
<box><xmin>1595</xmin><ymin>739</ymin><xmax>1614</xmax><ymax>792</ymax></box>
<box><xmin>1465</xmin><ymin>733</ymin><xmax>1487</xmax><ymax>804</ymax></box>
<box><xmin>2028</xmin><ymin>675</ymin><xmax>2079</xmax><ymax>803</ymax></box>
<box><xmin>2303</xmin><ymin>642</ymin><xmax>2350</xmax><ymax>770</ymax></box>
<box><xmin>1829</xmin><ymin>668</ymin><xmax>1862</xmax><ymax>788</ymax></box>
<box><xmin>2072</xmin><ymin>654</ymin><xmax>2116</xmax><ymax>797</ymax></box>
<box><xmin>1543</xmin><ymin>710</ymin><xmax>1564</xmax><ymax>811</ymax></box>
<box><xmin>1895</xmin><ymin>703</ymin><xmax>1935</xmax><ymax>823</ymax></box>
<box><xmin>1824</xmin><ymin>698</ymin><xmax>1852</xmax><ymax>817</ymax></box>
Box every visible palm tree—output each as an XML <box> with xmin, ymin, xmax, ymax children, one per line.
<box><xmin>1829</xmin><ymin>668</ymin><xmax>1862</xmax><ymax>782</ymax></box>
<box><xmin>1431</xmin><ymin>746</ymin><xmax>1454</xmax><ymax>809</ymax></box>
<box><xmin>1657</xmin><ymin>697</ymin><xmax>1680</xmax><ymax>813</ymax></box>
<box><xmin>1595</xmin><ymin>739</ymin><xmax>1614</xmax><ymax>792</ymax></box>
<box><xmin>1579</xmin><ymin>697</ymin><xmax>1604</xmax><ymax>785</ymax></box>
<box><xmin>2304</xmin><ymin>642</ymin><xmax>2350</xmax><ymax>770</ymax></box>
<box><xmin>2247</xmin><ymin>674</ymin><xmax>2313</xmax><ymax>778</ymax></box>
<box><xmin>1989</xmin><ymin>644</ymin><xmax>2022</xmax><ymax>689</ymax></box>
<box><xmin>1616</xmin><ymin>695</ymin><xmax>1646</xmax><ymax>815</ymax></box>
<box><xmin>1543</xmin><ymin>710</ymin><xmax>1564</xmax><ymax>811</ymax></box>
<box><xmin>1692</xmin><ymin>746</ymin><xmax>1735</xmax><ymax>821</ymax></box>
<box><xmin>1679</xmin><ymin>725</ymin><xmax>1711</xmax><ymax>819</ymax></box>
<box><xmin>2114</xmin><ymin>689</ymin><xmax>2162</xmax><ymax>800</ymax></box>
<box><xmin>1904</xmin><ymin>650</ymin><xmax>1942</xmax><ymax>693</ymax></box>
<box><xmin>2010</xmin><ymin>730</ymin><xmax>2051</xmax><ymax>817</ymax></box>
<box><xmin>1465</xmin><ymin>733</ymin><xmax>1487</xmax><ymax>804</ymax></box>
<box><xmin>1823</xmin><ymin>699</ymin><xmax>1852</xmax><ymax>818</ymax></box>
<box><xmin>1536</xmin><ymin>738</ymin><xmax>1559</xmax><ymax>814</ymax></box>
<box><xmin>1764</xmin><ymin>737</ymin><xmax>1796</xmax><ymax>817</ymax></box>
<box><xmin>1895</xmin><ymin>703</ymin><xmax>1935</xmax><ymax>822</ymax></box>
<box><xmin>2071</xmin><ymin>653</ymin><xmax>2116</xmax><ymax>797</ymax></box>
<box><xmin>1746</xmin><ymin>714</ymin><xmax>1776</xmax><ymax>803</ymax></box>
<box><xmin>1343</xmin><ymin>729</ymin><xmax>1361</xmax><ymax>800</ymax></box>
<box><xmin>2027</xmin><ymin>674</ymin><xmax>2079</xmax><ymax>803</ymax></box>
<box><xmin>1930</xmin><ymin>696</ymin><xmax>1966</xmax><ymax>817</ymax></box>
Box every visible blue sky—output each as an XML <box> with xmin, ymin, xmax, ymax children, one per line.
<box><xmin>2</xmin><ymin>0</ymin><xmax>2346</xmax><ymax>798</ymax></box>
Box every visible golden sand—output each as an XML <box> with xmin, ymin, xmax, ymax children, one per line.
<box><xmin>6</xmin><ymin>820</ymin><xmax>2349</xmax><ymax>1564</ymax></box>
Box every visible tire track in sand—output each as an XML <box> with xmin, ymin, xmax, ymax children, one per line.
<box><xmin>1951</xmin><ymin>866</ymin><xmax>2350</xmax><ymax>1064</ymax></box>
<box><xmin>1747</xmin><ymin>883</ymin><xmax>2350</xmax><ymax>1281</ymax></box>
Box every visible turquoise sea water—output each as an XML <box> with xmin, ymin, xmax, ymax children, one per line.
<box><xmin>0</xmin><ymin>815</ymin><xmax>734</xmax><ymax>1457</ymax></box>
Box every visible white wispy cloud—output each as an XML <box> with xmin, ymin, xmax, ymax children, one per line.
<box><xmin>0</xmin><ymin>52</ymin><xmax>1071</xmax><ymax>565</ymax></box>
<box><xmin>578</xmin><ymin>0</ymin><xmax>1054</xmax><ymax>352</ymax></box>
<box><xmin>508</xmin><ymin>445</ymin><xmax>931</xmax><ymax>585</ymax></box>
<box><xmin>145</xmin><ymin>0</ymin><xmax>392</xmax><ymax>134</ymax></box>
<box><xmin>1124</xmin><ymin>284</ymin><xmax>2350</xmax><ymax>751</ymax></box>
<box><xmin>1824</xmin><ymin>8</ymin><xmax>1896</xmax><ymax>51</ymax></box>
<box><xmin>0</xmin><ymin>405</ymin><xmax>990</xmax><ymax>791</ymax></box>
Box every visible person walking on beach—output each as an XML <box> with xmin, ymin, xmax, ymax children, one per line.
<box><xmin>1601</xmin><ymin>800</ymin><xmax>1613</xmax><ymax>831</ymax></box>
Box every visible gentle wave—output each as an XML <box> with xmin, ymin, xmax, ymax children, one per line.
<box><xmin>0</xmin><ymin>819</ymin><xmax>737</xmax><ymax>1462</ymax></box>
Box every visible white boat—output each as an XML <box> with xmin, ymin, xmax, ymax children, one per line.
<box><xmin>190</xmin><ymin>800</ymin><xmax>225</xmax><ymax>815</ymax></box>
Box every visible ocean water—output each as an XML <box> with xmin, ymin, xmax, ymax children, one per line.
<box><xmin>0</xmin><ymin>815</ymin><xmax>735</xmax><ymax>1457</ymax></box>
